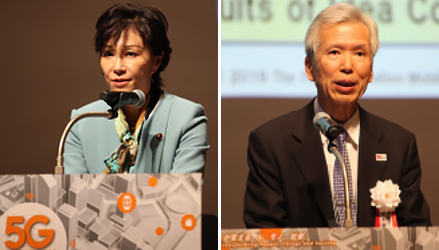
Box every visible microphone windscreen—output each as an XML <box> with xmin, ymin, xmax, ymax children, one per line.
<box><xmin>132</xmin><ymin>89</ymin><xmax>146</xmax><ymax>108</ymax></box>
<box><xmin>313</xmin><ymin>112</ymin><xmax>331</xmax><ymax>129</ymax></box>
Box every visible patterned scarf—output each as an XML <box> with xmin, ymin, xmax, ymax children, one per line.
<box><xmin>103</xmin><ymin>86</ymin><xmax>162</xmax><ymax>174</ymax></box>
<box><xmin>104</xmin><ymin>108</ymin><xmax>146</xmax><ymax>173</ymax></box>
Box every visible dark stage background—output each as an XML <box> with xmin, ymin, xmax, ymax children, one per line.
<box><xmin>0</xmin><ymin>0</ymin><xmax>218</xmax><ymax>217</ymax></box>
<box><xmin>222</xmin><ymin>98</ymin><xmax>439</xmax><ymax>228</ymax></box>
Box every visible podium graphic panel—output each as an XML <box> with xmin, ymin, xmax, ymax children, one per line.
<box><xmin>222</xmin><ymin>227</ymin><xmax>439</xmax><ymax>249</ymax></box>
<box><xmin>0</xmin><ymin>173</ymin><xmax>201</xmax><ymax>250</ymax></box>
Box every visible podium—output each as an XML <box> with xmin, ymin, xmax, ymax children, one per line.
<box><xmin>0</xmin><ymin>173</ymin><xmax>202</xmax><ymax>250</ymax></box>
<box><xmin>222</xmin><ymin>227</ymin><xmax>439</xmax><ymax>249</ymax></box>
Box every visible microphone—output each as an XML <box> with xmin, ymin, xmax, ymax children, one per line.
<box><xmin>99</xmin><ymin>89</ymin><xmax>146</xmax><ymax>109</ymax></box>
<box><xmin>313</xmin><ymin>112</ymin><xmax>354</xmax><ymax>227</ymax></box>
<box><xmin>313</xmin><ymin>112</ymin><xmax>341</xmax><ymax>141</ymax></box>
<box><xmin>56</xmin><ymin>90</ymin><xmax>146</xmax><ymax>174</ymax></box>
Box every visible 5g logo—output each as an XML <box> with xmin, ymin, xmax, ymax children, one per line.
<box><xmin>4</xmin><ymin>215</ymin><xmax>54</xmax><ymax>249</ymax></box>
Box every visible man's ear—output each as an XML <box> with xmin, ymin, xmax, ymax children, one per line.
<box><xmin>305</xmin><ymin>56</ymin><xmax>314</xmax><ymax>81</ymax></box>
<box><xmin>368</xmin><ymin>69</ymin><xmax>373</xmax><ymax>83</ymax></box>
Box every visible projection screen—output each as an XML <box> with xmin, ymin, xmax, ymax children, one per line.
<box><xmin>221</xmin><ymin>0</ymin><xmax>439</xmax><ymax>98</ymax></box>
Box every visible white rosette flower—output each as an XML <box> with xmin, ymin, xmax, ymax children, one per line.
<box><xmin>370</xmin><ymin>180</ymin><xmax>401</xmax><ymax>212</ymax></box>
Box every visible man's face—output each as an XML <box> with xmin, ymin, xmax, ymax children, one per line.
<box><xmin>305</xmin><ymin>21</ymin><xmax>373</xmax><ymax>111</ymax></box>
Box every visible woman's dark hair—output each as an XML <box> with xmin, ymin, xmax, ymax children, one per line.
<box><xmin>95</xmin><ymin>4</ymin><xmax>172</xmax><ymax>87</ymax></box>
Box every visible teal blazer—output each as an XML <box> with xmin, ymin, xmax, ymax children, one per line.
<box><xmin>63</xmin><ymin>91</ymin><xmax>209</xmax><ymax>174</ymax></box>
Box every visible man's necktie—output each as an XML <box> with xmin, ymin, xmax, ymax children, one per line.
<box><xmin>333</xmin><ymin>128</ymin><xmax>357</xmax><ymax>226</ymax></box>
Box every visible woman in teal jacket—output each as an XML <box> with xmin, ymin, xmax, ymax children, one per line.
<box><xmin>64</xmin><ymin>4</ymin><xmax>209</xmax><ymax>174</ymax></box>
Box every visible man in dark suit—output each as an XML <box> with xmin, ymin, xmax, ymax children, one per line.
<box><xmin>244</xmin><ymin>3</ymin><xmax>431</xmax><ymax>228</ymax></box>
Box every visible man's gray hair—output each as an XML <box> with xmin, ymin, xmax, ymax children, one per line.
<box><xmin>305</xmin><ymin>3</ymin><xmax>379</xmax><ymax>59</ymax></box>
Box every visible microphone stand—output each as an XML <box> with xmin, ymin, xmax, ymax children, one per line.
<box><xmin>54</xmin><ymin>109</ymin><xmax>116</xmax><ymax>174</ymax></box>
<box><xmin>55</xmin><ymin>89</ymin><xmax>146</xmax><ymax>174</ymax></box>
<box><xmin>328</xmin><ymin>142</ymin><xmax>354</xmax><ymax>228</ymax></box>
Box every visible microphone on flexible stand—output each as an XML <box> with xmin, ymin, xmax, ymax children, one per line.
<box><xmin>313</xmin><ymin>112</ymin><xmax>341</xmax><ymax>141</ymax></box>
<box><xmin>313</xmin><ymin>112</ymin><xmax>353</xmax><ymax>227</ymax></box>
<box><xmin>54</xmin><ymin>89</ymin><xmax>146</xmax><ymax>174</ymax></box>
<box><xmin>99</xmin><ymin>89</ymin><xmax>146</xmax><ymax>118</ymax></box>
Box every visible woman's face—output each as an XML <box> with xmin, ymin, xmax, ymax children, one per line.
<box><xmin>100</xmin><ymin>28</ymin><xmax>162</xmax><ymax>95</ymax></box>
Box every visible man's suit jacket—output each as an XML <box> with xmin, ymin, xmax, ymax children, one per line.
<box><xmin>63</xmin><ymin>91</ymin><xmax>209</xmax><ymax>174</ymax></box>
<box><xmin>244</xmin><ymin>100</ymin><xmax>430</xmax><ymax>227</ymax></box>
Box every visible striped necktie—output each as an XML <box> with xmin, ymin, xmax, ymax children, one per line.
<box><xmin>333</xmin><ymin>128</ymin><xmax>357</xmax><ymax>226</ymax></box>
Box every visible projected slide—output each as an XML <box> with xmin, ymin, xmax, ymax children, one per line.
<box><xmin>221</xmin><ymin>0</ymin><xmax>439</xmax><ymax>98</ymax></box>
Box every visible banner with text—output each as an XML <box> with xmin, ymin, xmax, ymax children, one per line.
<box><xmin>221</xmin><ymin>0</ymin><xmax>439</xmax><ymax>98</ymax></box>
<box><xmin>222</xmin><ymin>227</ymin><xmax>439</xmax><ymax>249</ymax></box>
